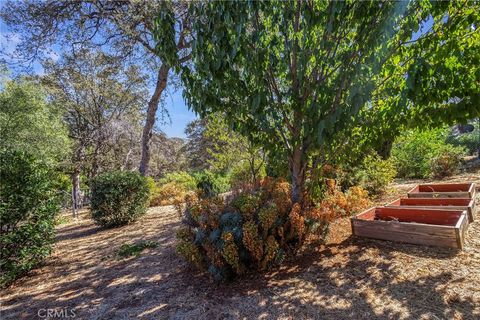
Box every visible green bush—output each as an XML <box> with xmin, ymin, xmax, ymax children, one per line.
<box><xmin>158</xmin><ymin>171</ymin><xmax>197</xmax><ymax>190</ymax></box>
<box><xmin>193</xmin><ymin>171</ymin><xmax>230</xmax><ymax>197</ymax></box>
<box><xmin>430</xmin><ymin>144</ymin><xmax>465</xmax><ymax>178</ymax></box>
<box><xmin>90</xmin><ymin>171</ymin><xmax>149</xmax><ymax>227</ymax></box>
<box><xmin>447</xmin><ymin>125</ymin><xmax>479</xmax><ymax>156</ymax></box>
<box><xmin>176</xmin><ymin>178</ymin><xmax>329</xmax><ymax>282</ymax></box>
<box><xmin>392</xmin><ymin>128</ymin><xmax>466</xmax><ymax>179</ymax></box>
<box><xmin>0</xmin><ymin>151</ymin><xmax>60</xmax><ymax>287</ymax></box>
<box><xmin>355</xmin><ymin>153</ymin><xmax>396</xmax><ymax>195</ymax></box>
<box><xmin>230</xmin><ymin>160</ymin><xmax>266</xmax><ymax>189</ymax></box>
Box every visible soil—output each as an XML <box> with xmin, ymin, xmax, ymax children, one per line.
<box><xmin>1</xmin><ymin>169</ymin><xmax>480</xmax><ymax>320</ymax></box>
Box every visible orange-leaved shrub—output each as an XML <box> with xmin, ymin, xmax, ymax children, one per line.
<box><xmin>318</xmin><ymin>183</ymin><xmax>372</xmax><ymax>219</ymax></box>
<box><xmin>149</xmin><ymin>182</ymin><xmax>187</xmax><ymax>207</ymax></box>
<box><xmin>175</xmin><ymin>177</ymin><xmax>330</xmax><ymax>281</ymax></box>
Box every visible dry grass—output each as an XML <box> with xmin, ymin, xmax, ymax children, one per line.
<box><xmin>1</xmin><ymin>170</ymin><xmax>480</xmax><ymax>319</ymax></box>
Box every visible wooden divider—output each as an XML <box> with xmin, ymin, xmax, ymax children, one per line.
<box><xmin>351</xmin><ymin>207</ymin><xmax>468</xmax><ymax>249</ymax></box>
<box><xmin>386</xmin><ymin>198</ymin><xmax>475</xmax><ymax>222</ymax></box>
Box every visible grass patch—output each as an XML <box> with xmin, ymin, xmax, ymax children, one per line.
<box><xmin>117</xmin><ymin>240</ymin><xmax>158</xmax><ymax>259</ymax></box>
<box><xmin>55</xmin><ymin>214</ymin><xmax>72</xmax><ymax>226</ymax></box>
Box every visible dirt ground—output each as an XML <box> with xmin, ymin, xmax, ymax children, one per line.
<box><xmin>1</xmin><ymin>170</ymin><xmax>480</xmax><ymax>320</ymax></box>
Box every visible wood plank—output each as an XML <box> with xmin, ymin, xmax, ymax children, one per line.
<box><xmin>454</xmin><ymin>214</ymin><xmax>468</xmax><ymax>250</ymax></box>
<box><xmin>353</xmin><ymin>227</ymin><xmax>459</xmax><ymax>248</ymax></box>
<box><xmin>351</xmin><ymin>219</ymin><xmax>461</xmax><ymax>248</ymax></box>
<box><xmin>408</xmin><ymin>183</ymin><xmax>476</xmax><ymax>199</ymax></box>
<box><xmin>385</xmin><ymin>198</ymin><xmax>475</xmax><ymax>223</ymax></box>
<box><xmin>352</xmin><ymin>219</ymin><xmax>456</xmax><ymax>237</ymax></box>
<box><xmin>407</xmin><ymin>191</ymin><xmax>471</xmax><ymax>198</ymax></box>
<box><xmin>375</xmin><ymin>207</ymin><xmax>463</xmax><ymax>225</ymax></box>
<box><xmin>418</xmin><ymin>183</ymin><xmax>472</xmax><ymax>192</ymax></box>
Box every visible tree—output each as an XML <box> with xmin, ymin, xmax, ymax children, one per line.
<box><xmin>183</xmin><ymin>119</ymin><xmax>215</xmax><ymax>171</ymax></box>
<box><xmin>183</xmin><ymin>114</ymin><xmax>265</xmax><ymax>183</ymax></box>
<box><xmin>42</xmin><ymin>49</ymin><xmax>148</xmax><ymax>217</ymax></box>
<box><xmin>174</xmin><ymin>1</ymin><xmax>479</xmax><ymax>204</ymax></box>
<box><xmin>1</xmin><ymin>0</ymin><xmax>193</xmax><ymax>176</ymax></box>
<box><xmin>148</xmin><ymin>133</ymin><xmax>188</xmax><ymax>178</ymax></box>
<box><xmin>202</xmin><ymin>114</ymin><xmax>265</xmax><ymax>184</ymax></box>
<box><xmin>0</xmin><ymin>75</ymin><xmax>70</xmax><ymax>165</ymax></box>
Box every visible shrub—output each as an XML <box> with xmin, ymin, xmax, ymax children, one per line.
<box><xmin>392</xmin><ymin>128</ymin><xmax>466</xmax><ymax>179</ymax></box>
<box><xmin>90</xmin><ymin>171</ymin><xmax>149</xmax><ymax>227</ymax></box>
<box><xmin>230</xmin><ymin>160</ymin><xmax>266</xmax><ymax>190</ymax></box>
<box><xmin>319</xmin><ymin>185</ymin><xmax>372</xmax><ymax>219</ymax></box>
<box><xmin>0</xmin><ymin>150</ymin><xmax>60</xmax><ymax>287</ymax></box>
<box><xmin>176</xmin><ymin>178</ymin><xmax>330</xmax><ymax>281</ymax></box>
<box><xmin>355</xmin><ymin>153</ymin><xmax>396</xmax><ymax>195</ymax></box>
<box><xmin>148</xmin><ymin>172</ymin><xmax>197</xmax><ymax>207</ymax></box>
<box><xmin>158</xmin><ymin>171</ymin><xmax>197</xmax><ymax>190</ymax></box>
<box><xmin>193</xmin><ymin>171</ymin><xmax>230</xmax><ymax>197</ymax></box>
<box><xmin>150</xmin><ymin>182</ymin><xmax>188</xmax><ymax>207</ymax></box>
<box><xmin>430</xmin><ymin>144</ymin><xmax>465</xmax><ymax>178</ymax></box>
<box><xmin>447</xmin><ymin>124</ymin><xmax>479</xmax><ymax>156</ymax></box>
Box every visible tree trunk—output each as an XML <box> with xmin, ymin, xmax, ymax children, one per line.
<box><xmin>290</xmin><ymin>146</ymin><xmax>307</xmax><ymax>205</ymax></box>
<box><xmin>477</xmin><ymin>118</ymin><xmax>480</xmax><ymax>159</ymax></box>
<box><xmin>139</xmin><ymin>63</ymin><xmax>170</xmax><ymax>176</ymax></box>
<box><xmin>376</xmin><ymin>139</ymin><xmax>393</xmax><ymax>159</ymax></box>
<box><xmin>71</xmin><ymin>170</ymin><xmax>81</xmax><ymax>219</ymax></box>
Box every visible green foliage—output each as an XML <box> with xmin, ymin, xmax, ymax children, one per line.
<box><xmin>149</xmin><ymin>182</ymin><xmax>188</xmax><ymax>207</ymax></box>
<box><xmin>117</xmin><ymin>240</ymin><xmax>158</xmax><ymax>259</ymax></box>
<box><xmin>354</xmin><ymin>153</ymin><xmax>396</xmax><ymax>196</ymax></box>
<box><xmin>90</xmin><ymin>171</ymin><xmax>149</xmax><ymax>227</ymax></box>
<box><xmin>176</xmin><ymin>178</ymin><xmax>329</xmax><ymax>281</ymax></box>
<box><xmin>170</xmin><ymin>1</ymin><xmax>479</xmax><ymax>204</ymax></box>
<box><xmin>158</xmin><ymin>171</ymin><xmax>197</xmax><ymax>191</ymax></box>
<box><xmin>392</xmin><ymin>128</ymin><xmax>466</xmax><ymax>179</ymax></box>
<box><xmin>447</xmin><ymin>123</ymin><xmax>480</xmax><ymax>156</ymax></box>
<box><xmin>430</xmin><ymin>145</ymin><xmax>465</xmax><ymax>179</ymax></box>
<box><xmin>148</xmin><ymin>172</ymin><xmax>197</xmax><ymax>207</ymax></box>
<box><xmin>230</xmin><ymin>160</ymin><xmax>266</xmax><ymax>189</ymax></box>
<box><xmin>0</xmin><ymin>77</ymin><xmax>70</xmax><ymax>166</ymax></box>
<box><xmin>0</xmin><ymin>150</ymin><xmax>60</xmax><ymax>287</ymax></box>
<box><xmin>193</xmin><ymin>171</ymin><xmax>230</xmax><ymax>197</ymax></box>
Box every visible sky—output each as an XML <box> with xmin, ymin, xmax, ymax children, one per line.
<box><xmin>0</xmin><ymin>18</ymin><xmax>197</xmax><ymax>139</ymax></box>
<box><xmin>1</xmin><ymin>7</ymin><xmax>434</xmax><ymax>139</ymax></box>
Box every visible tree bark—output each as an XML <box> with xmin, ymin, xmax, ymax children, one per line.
<box><xmin>290</xmin><ymin>146</ymin><xmax>307</xmax><ymax>205</ymax></box>
<box><xmin>71</xmin><ymin>170</ymin><xmax>81</xmax><ymax>219</ymax></box>
<box><xmin>139</xmin><ymin>63</ymin><xmax>170</xmax><ymax>176</ymax></box>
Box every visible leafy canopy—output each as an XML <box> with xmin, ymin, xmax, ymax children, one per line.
<box><xmin>155</xmin><ymin>0</ymin><xmax>479</xmax><ymax>202</ymax></box>
<box><xmin>0</xmin><ymin>76</ymin><xmax>70</xmax><ymax>166</ymax></box>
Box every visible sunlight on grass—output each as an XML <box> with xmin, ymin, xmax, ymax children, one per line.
<box><xmin>116</xmin><ymin>240</ymin><xmax>158</xmax><ymax>259</ymax></box>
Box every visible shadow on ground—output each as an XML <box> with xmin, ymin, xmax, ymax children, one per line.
<box><xmin>1</xmin><ymin>200</ymin><xmax>479</xmax><ymax>320</ymax></box>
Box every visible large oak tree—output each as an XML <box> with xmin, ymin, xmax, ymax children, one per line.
<box><xmin>1</xmin><ymin>0</ymin><xmax>192</xmax><ymax>176</ymax></box>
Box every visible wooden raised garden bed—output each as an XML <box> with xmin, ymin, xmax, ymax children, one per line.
<box><xmin>386</xmin><ymin>198</ymin><xmax>475</xmax><ymax>223</ymax></box>
<box><xmin>407</xmin><ymin>183</ymin><xmax>476</xmax><ymax>199</ymax></box>
<box><xmin>351</xmin><ymin>207</ymin><xmax>468</xmax><ymax>249</ymax></box>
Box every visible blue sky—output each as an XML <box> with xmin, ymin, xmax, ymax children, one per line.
<box><xmin>0</xmin><ymin>18</ymin><xmax>197</xmax><ymax>139</ymax></box>
<box><xmin>1</xmin><ymin>8</ymin><xmax>434</xmax><ymax>139</ymax></box>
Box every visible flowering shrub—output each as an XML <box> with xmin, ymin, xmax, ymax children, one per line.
<box><xmin>175</xmin><ymin>178</ymin><xmax>329</xmax><ymax>281</ymax></box>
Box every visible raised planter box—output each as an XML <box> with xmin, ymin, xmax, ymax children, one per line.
<box><xmin>407</xmin><ymin>183</ymin><xmax>476</xmax><ymax>199</ymax></box>
<box><xmin>351</xmin><ymin>207</ymin><xmax>468</xmax><ymax>249</ymax></box>
<box><xmin>386</xmin><ymin>198</ymin><xmax>475</xmax><ymax>223</ymax></box>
